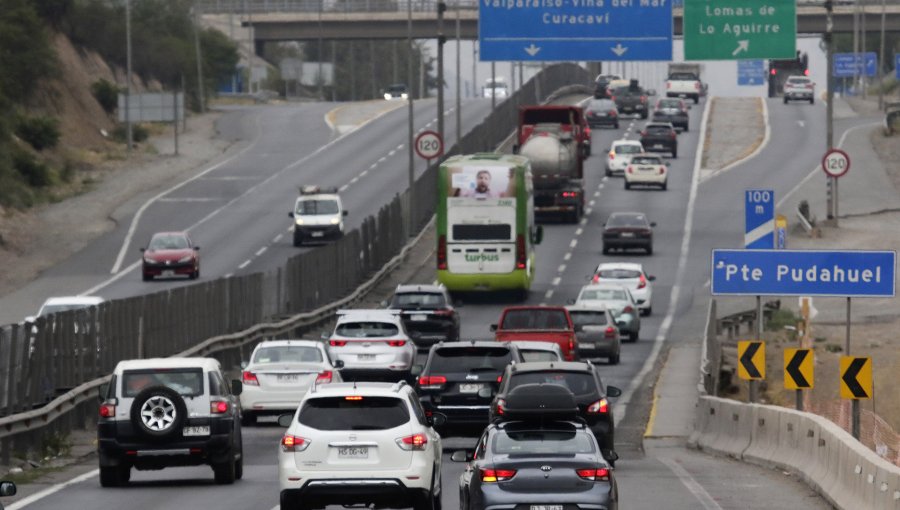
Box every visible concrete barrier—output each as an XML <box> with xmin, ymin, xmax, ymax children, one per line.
<box><xmin>706</xmin><ymin>398</ymin><xmax>754</xmax><ymax>459</ymax></box>
<box><xmin>743</xmin><ymin>404</ymin><xmax>781</xmax><ymax>468</ymax></box>
<box><xmin>688</xmin><ymin>395</ymin><xmax>715</xmax><ymax>449</ymax></box>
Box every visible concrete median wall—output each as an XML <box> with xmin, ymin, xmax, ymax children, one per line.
<box><xmin>691</xmin><ymin>396</ymin><xmax>900</xmax><ymax>510</ymax></box>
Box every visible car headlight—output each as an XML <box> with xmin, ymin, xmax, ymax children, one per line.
<box><xmin>330</xmin><ymin>217</ymin><xmax>340</xmax><ymax>225</ymax></box>
<box><xmin>178</xmin><ymin>255</ymin><xmax>192</xmax><ymax>263</ymax></box>
<box><xmin>295</xmin><ymin>218</ymin><xmax>304</xmax><ymax>225</ymax></box>
<box><xmin>401</xmin><ymin>93</ymin><xmax>408</xmax><ymax>99</ymax></box>
<box><xmin>143</xmin><ymin>257</ymin><xmax>155</xmax><ymax>264</ymax></box>
<box><xmin>384</xmin><ymin>93</ymin><xmax>391</xmax><ymax>100</ymax></box>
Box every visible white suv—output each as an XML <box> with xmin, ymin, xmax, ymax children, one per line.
<box><xmin>605</xmin><ymin>139</ymin><xmax>644</xmax><ymax>177</ymax></box>
<box><xmin>783</xmin><ymin>75</ymin><xmax>815</xmax><ymax>104</ymax></box>
<box><xmin>592</xmin><ymin>262</ymin><xmax>656</xmax><ymax>316</ymax></box>
<box><xmin>289</xmin><ymin>186</ymin><xmax>348</xmax><ymax>246</ymax></box>
<box><xmin>277</xmin><ymin>381</ymin><xmax>444</xmax><ymax>510</ymax></box>
<box><xmin>326</xmin><ymin>309</ymin><xmax>416</xmax><ymax>381</ymax></box>
<box><xmin>97</xmin><ymin>358</ymin><xmax>244</xmax><ymax>486</ymax></box>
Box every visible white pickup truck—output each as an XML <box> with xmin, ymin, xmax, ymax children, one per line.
<box><xmin>665</xmin><ymin>64</ymin><xmax>705</xmax><ymax>104</ymax></box>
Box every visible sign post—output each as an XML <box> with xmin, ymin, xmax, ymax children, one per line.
<box><xmin>479</xmin><ymin>2</ymin><xmax>672</xmax><ymax>61</ymax></box>
<box><xmin>684</xmin><ymin>0</ymin><xmax>796</xmax><ymax>60</ymax></box>
<box><xmin>822</xmin><ymin>148</ymin><xmax>850</xmax><ymax>225</ymax></box>
<box><xmin>840</xmin><ymin>356</ymin><xmax>872</xmax><ymax>440</ymax></box>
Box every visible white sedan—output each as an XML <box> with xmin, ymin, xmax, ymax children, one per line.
<box><xmin>592</xmin><ymin>262</ymin><xmax>655</xmax><ymax>316</ymax></box>
<box><xmin>624</xmin><ymin>153</ymin><xmax>668</xmax><ymax>190</ymax></box>
<box><xmin>240</xmin><ymin>340</ymin><xmax>343</xmax><ymax>425</ymax></box>
<box><xmin>605</xmin><ymin>139</ymin><xmax>644</xmax><ymax>177</ymax></box>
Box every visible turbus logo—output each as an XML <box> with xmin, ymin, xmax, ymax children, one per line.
<box><xmin>465</xmin><ymin>253</ymin><xmax>500</xmax><ymax>263</ymax></box>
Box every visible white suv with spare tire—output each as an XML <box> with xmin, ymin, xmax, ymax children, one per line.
<box><xmin>97</xmin><ymin>357</ymin><xmax>244</xmax><ymax>487</ymax></box>
<box><xmin>278</xmin><ymin>381</ymin><xmax>444</xmax><ymax>510</ymax></box>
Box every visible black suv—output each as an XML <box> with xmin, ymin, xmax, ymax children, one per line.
<box><xmin>488</xmin><ymin>361</ymin><xmax>622</xmax><ymax>465</ymax></box>
<box><xmin>639</xmin><ymin>122</ymin><xmax>678</xmax><ymax>158</ymax></box>
<box><xmin>97</xmin><ymin>358</ymin><xmax>244</xmax><ymax>486</ymax></box>
<box><xmin>386</xmin><ymin>284</ymin><xmax>460</xmax><ymax>349</ymax></box>
<box><xmin>416</xmin><ymin>341</ymin><xmax>523</xmax><ymax>429</ymax></box>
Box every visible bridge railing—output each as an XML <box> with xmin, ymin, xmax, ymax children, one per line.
<box><xmin>197</xmin><ymin>0</ymin><xmax>478</xmax><ymax>14</ymax></box>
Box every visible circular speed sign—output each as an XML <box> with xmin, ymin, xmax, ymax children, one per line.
<box><xmin>821</xmin><ymin>148</ymin><xmax>850</xmax><ymax>178</ymax></box>
<box><xmin>415</xmin><ymin>130</ymin><xmax>444</xmax><ymax>160</ymax></box>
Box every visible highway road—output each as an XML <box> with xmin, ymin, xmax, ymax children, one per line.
<box><xmin>4</xmin><ymin>94</ymin><xmax>846</xmax><ymax>509</ymax></box>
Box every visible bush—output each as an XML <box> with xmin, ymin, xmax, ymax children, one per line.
<box><xmin>13</xmin><ymin>149</ymin><xmax>54</xmax><ymax>187</ymax></box>
<box><xmin>111</xmin><ymin>123</ymin><xmax>149</xmax><ymax>144</ymax></box>
<box><xmin>15</xmin><ymin>115</ymin><xmax>61</xmax><ymax>151</ymax></box>
<box><xmin>91</xmin><ymin>79</ymin><xmax>119</xmax><ymax>115</ymax></box>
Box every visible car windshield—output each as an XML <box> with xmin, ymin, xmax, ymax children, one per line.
<box><xmin>335</xmin><ymin>321</ymin><xmax>400</xmax><ymax>338</ymax></box>
<box><xmin>509</xmin><ymin>371</ymin><xmax>598</xmax><ymax>396</ymax></box>
<box><xmin>596</xmin><ymin>269</ymin><xmax>642</xmax><ymax>279</ymax></box>
<box><xmin>657</xmin><ymin>100</ymin><xmax>681</xmax><ymax>108</ymax></box>
<box><xmin>788</xmin><ymin>78</ymin><xmax>810</xmax><ymax>85</ymax></box>
<box><xmin>568</xmin><ymin>310</ymin><xmax>609</xmax><ymax>326</ymax></box>
<box><xmin>493</xmin><ymin>426</ymin><xmax>595</xmax><ymax>455</ymax></box>
<box><xmin>296</xmin><ymin>199</ymin><xmax>339</xmax><ymax>215</ymax></box>
<box><xmin>392</xmin><ymin>292</ymin><xmax>446</xmax><ymax>308</ymax></box>
<box><xmin>669</xmin><ymin>72</ymin><xmax>697</xmax><ymax>80</ymax></box>
<box><xmin>520</xmin><ymin>350</ymin><xmax>560</xmax><ymax>362</ymax></box>
<box><xmin>631</xmin><ymin>156</ymin><xmax>662</xmax><ymax>165</ymax></box>
<box><xmin>607</xmin><ymin>214</ymin><xmax>648</xmax><ymax>227</ymax></box>
<box><xmin>122</xmin><ymin>368</ymin><xmax>204</xmax><ymax>397</ymax></box>
<box><xmin>429</xmin><ymin>347</ymin><xmax>512</xmax><ymax>372</ymax></box>
<box><xmin>387</xmin><ymin>84</ymin><xmax>407</xmax><ymax>93</ymax></box>
<box><xmin>253</xmin><ymin>346</ymin><xmax>322</xmax><ymax>364</ymax></box>
<box><xmin>578</xmin><ymin>287</ymin><xmax>628</xmax><ymax>301</ymax></box>
<box><xmin>39</xmin><ymin>303</ymin><xmax>93</xmax><ymax>316</ymax></box>
<box><xmin>645</xmin><ymin>125</ymin><xmax>672</xmax><ymax>134</ymax></box>
<box><xmin>501</xmin><ymin>309</ymin><xmax>569</xmax><ymax>330</ymax></box>
<box><xmin>148</xmin><ymin>235</ymin><xmax>189</xmax><ymax>250</ymax></box>
<box><xmin>614</xmin><ymin>144</ymin><xmax>642</xmax><ymax>154</ymax></box>
<box><xmin>298</xmin><ymin>396</ymin><xmax>410</xmax><ymax>430</ymax></box>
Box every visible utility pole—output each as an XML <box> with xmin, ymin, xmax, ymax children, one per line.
<box><xmin>246</xmin><ymin>0</ymin><xmax>254</xmax><ymax>94</ymax></box>
<box><xmin>473</xmin><ymin>42</ymin><xmax>477</xmax><ymax>99</ymax></box>
<box><xmin>437</xmin><ymin>1</ymin><xmax>446</xmax><ymax>142</ymax></box>
<box><xmin>491</xmin><ymin>61</ymin><xmax>496</xmax><ymax>110</ymax></box>
<box><xmin>193</xmin><ymin>2</ymin><xmax>205</xmax><ymax>113</ymax></box>
<box><xmin>455</xmin><ymin>0</ymin><xmax>461</xmax><ymax>144</ymax></box>
<box><xmin>825</xmin><ymin>0</ymin><xmax>836</xmax><ymax>224</ymax></box>
<box><xmin>318</xmin><ymin>0</ymin><xmax>324</xmax><ymax>100</ymax></box>
<box><xmin>878</xmin><ymin>0</ymin><xmax>886</xmax><ymax>110</ymax></box>
<box><xmin>407</xmin><ymin>0</ymin><xmax>415</xmax><ymax>233</ymax></box>
<box><xmin>125</xmin><ymin>0</ymin><xmax>133</xmax><ymax>154</ymax></box>
<box><xmin>861</xmin><ymin>0</ymin><xmax>868</xmax><ymax>99</ymax></box>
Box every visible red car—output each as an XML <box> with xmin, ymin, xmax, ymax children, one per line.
<box><xmin>491</xmin><ymin>306</ymin><xmax>578</xmax><ymax>361</ymax></box>
<box><xmin>140</xmin><ymin>231</ymin><xmax>200</xmax><ymax>281</ymax></box>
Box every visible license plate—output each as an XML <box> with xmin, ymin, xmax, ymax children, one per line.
<box><xmin>531</xmin><ymin>506</ymin><xmax>563</xmax><ymax>510</ymax></box>
<box><xmin>621</xmin><ymin>232</ymin><xmax>635</xmax><ymax>237</ymax></box>
<box><xmin>411</xmin><ymin>314</ymin><xmax>428</xmax><ymax>321</ymax></box>
<box><xmin>162</xmin><ymin>270</ymin><xmax>175</xmax><ymax>277</ymax></box>
<box><xmin>311</xmin><ymin>231</ymin><xmax>324</xmax><ymax>237</ymax></box>
<box><xmin>653</xmin><ymin>144</ymin><xmax>664</xmax><ymax>149</ymax></box>
<box><xmin>358</xmin><ymin>354</ymin><xmax>376</xmax><ymax>361</ymax></box>
<box><xmin>459</xmin><ymin>383</ymin><xmax>483</xmax><ymax>393</ymax></box>
<box><xmin>338</xmin><ymin>446</ymin><xmax>368</xmax><ymax>459</ymax></box>
<box><xmin>183</xmin><ymin>426</ymin><xmax>210</xmax><ymax>437</ymax></box>
<box><xmin>277</xmin><ymin>374</ymin><xmax>301</xmax><ymax>382</ymax></box>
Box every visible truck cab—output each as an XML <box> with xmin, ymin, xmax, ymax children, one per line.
<box><xmin>491</xmin><ymin>306</ymin><xmax>577</xmax><ymax>361</ymax></box>
<box><xmin>288</xmin><ymin>186</ymin><xmax>348</xmax><ymax>246</ymax></box>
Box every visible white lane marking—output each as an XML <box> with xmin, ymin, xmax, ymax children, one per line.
<box><xmin>585</xmin><ymin>208</ymin><xmax>593</xmax><ymax>215</ymax></box>
<box><xmin>703</xmin><ymin>98</ymin><xmax>770</xmax><ymax>179</ymax></box>
<box><xmin>598</xmin><ymin>183</ymin><xmax>604</xmax><ymax>189</ymax></box>
<box><xmin>6</xmin><ymin>469</ymin><xmax>100</xmax><ymax>510</ymax></box>
<box><xmin>370</xmin><ymin>163</ymin><xmax>378</xmax><ymax>169</ymax></box>
<box><xmin>379</xmin><ymin>156</ymin><xmax>387</xmax><ymax>163</ymax></box>
<box><xmin>776</xmin><ymin>121</ymin><xmax>881</xmax><ymax>209</ymax></box>
<box><xmin>589</xmin><ymin>200</ymin><xmax>596</xmax><ymax>206</ymax></box>
<box><xmin>798</xmin><ymin>120</ymin><xmax>806</xmax><ymax>128</ymax></box>
<box><xmin>564</xmin><ymin>252</ymin><xmax>572</xmax><ymax>261</ymax></box>
<box><xmin>593</xmin><ymin>191</ymin><xmax>601</xmax><ymax>198</ymax></box>
<box><xmin>569</xmin><ymin>239</ymin><xmax>578</xmax><ymax>249</ymax></box>
<box><xmin>350</xmin><ymin>176</ymin><xmax>360</xmax><ymax>184</ymax></box>
<box><xmin>544</xmin><ymin>289</ymin><xmax>554</xmax><ymax>299</ymax></box>
<box><xmin>613</xmin><ymin>95</ymin><xmax>710</xmax><ymax>428</ymax></box>
<box><xmin>397</xmin><ymin>143</ymin><xmax>404</xmax><ymax>150</ymax></box>
<box><xmin>552</xmin><ymin>277</ymin><xmax>561</xmax><ymax>286</ymax></box>
<box><xmin>287</xmin><ymin>226</ymin><xmax>293</xmax><ymax>232</ymax></box>
<box><xmin>156</xmin><ymin>198</ymin><xmax>220</xmax><ymax>202</ymax></box>
<box><xmin>557</xmin><ymin>264</ymin><xmax>566</xmax><ymax>273</ymax></box>
<box><xmin>388</xmin><ymin>150</ymin><xmax>396</xmax><ymax>156</ymax></box>
<box><xmin>575</xmin><ymin>228</ymin><xmax>583</xmax><ymax>236</ymax></box>
<box><xmin>273</xmin><ymin>234</ymin><xmax>283</xmax><ymax>243</ymax></box>
<box><xmin>602</xmin><ymin>176</ymin><xmax>609</xmax><ymax>183</ymax></box>
<box><xmin>580</xmin><ymin>217</ymin><xmax>588</xmax><ymax>226</ymax></box>
<box><xmin>238</xmin><ymin>260</ymin><xmax>251</xmax><ymax>269</ymax></box>
<box><xmin>110</xmin><ymin>114</ymin><xmax>264</xmax><ymax>274</ymax></box>
<box><xmin>255</xmin><ymin>247</ymin><xmax>267</xmax><ymax>256</ymax></box>
<box><xmin>658</xmin><ymin>458</ymin><xmax>725</xmax><ymax>510</ymax></box>
<box><xmin>200</xmin><ymin>176</ymin><xmax>258</xmax><ymax>181</ymax></box>
<box><xmin>225</xmin><ymin>273</ymin><xmax>233</xmax><ymax>278</ymax></box>
<box><xmin>339</xmin><ymin>184</ymin><xmax>349</xmax><ymax>192</ymax></box>
<box><xmin>360</xmin><ymin>170</ymin><xmax>368</xmax><ymax>177</ymax></box>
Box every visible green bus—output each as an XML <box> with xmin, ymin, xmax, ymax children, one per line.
<box><xmin>436</xmin><ymin>153</ymin><xmax>543</xmax><ymax>295</ymax></box>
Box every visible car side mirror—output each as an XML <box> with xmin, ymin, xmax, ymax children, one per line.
<box><xmin>489</xmin><ymin>324</ymin><xmax>498</xmax><ymax>332</ymax></box>
<box><xmin>277</xmin><ymin>414</ymin><xmax>293</xmax><ymax>427</ymax></box>
<box><xmin>343</xmin><ymin>210</ymin><xmax>349</xmax><ymax>216</ymax></box>
<box><xmin>333</xmin><ymin>359</ymin><xmax>345</xmax><ymax>369</ymax></box>
<box><xmin>428</xmin><ymin>412</ymin><xmax>447</xmax><ymax>427</ymax></box>
<box><xmin>379</xmin><ymin>300</ymin><xmax>389</xmax><ymax>308</ymax></box>
<box><xmin>532</xmin><ymin>225</ymin><xmax>544</xmax><ymax>245</ymax></box>
<box><xmin>477</xmin><ymin>387</ymin><xmax>494</xmax><ymax>399</ymax></box>
<box><xmin>650</xmin><ymin>222</ymin><xmax>657</xmax><ymax>227</ymax></box>
<box><xmin>139</xmin><ymin>248</ymin><xmax>146</xmax><ymax>252</ymax></box>
<box><xmin>240</xmin><ymin>361</ymin><xmax>248</xmax><ymax>369</ymax></box>
<box><xmin>320</xmin><ymin>332</ymin><xmax>330</xmax><ymax>341</ymax></box>
<box><xmin>231</xmin><ymin>380</ymin><xmax>243</xmax><ymax>396</ymax></box>
<box><xmin>289</xmin><ymin>212</ymin><xmax>295</xmax><ymax>217</ymax></box>
<box><xmin>606</xmin><ymin>385</ymin><xmax>622</xmax><ymax>398</ymax></box>
<box><xmin>411</xmin><ymin>364</ymin><xmax>423</xmax><ymax>377</ymax></box>
<box><xmin>194</xmin><ymin>246</ymin><xmax>200</xmax><ymax>251</ymax></box>
<box><xmin>648</xmin><ymin>275</ymin><xmax>656</xmax><ymax>281</ymax></box>
<box><xmin>616</xmin><ymin>320</ymin><xmax>627</xmax><ymax>329</ymax></box>
<box><xmin>450</xmin><ymin>450</ymin><xmax>473</xmax><ymax>462</ymax></box>
<box><xmin>0</xmin><ymin>481</ymin><xmax>16</xmax><ymax>497</ymax></box>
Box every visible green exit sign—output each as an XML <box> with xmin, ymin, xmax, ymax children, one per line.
<box><xmin>684</xmin><ymin>0</ymin><xmax>796</xmax><ymax>60</ymax></box>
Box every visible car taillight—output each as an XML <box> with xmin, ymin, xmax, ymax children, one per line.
<box><xmin>587</xmin><ymin>398</ymin><xmax>610</xmax><ymax>414</ymax></box>
<box><xmin>329</xmin><ymin>340</ymin><xmax>348</xmax><ymax>347</ymax></box>
<box><xmin>804</xmin><ymin>69</ymin><xmax>810</xmax><ymax>76</ymax></box>
<box><xmin>609</xmin><ymin>110</ymin><xmax>617</xmax><ymax>117</ymax></box>
<box><xmin>242</xmin><ymin>371</ymin><xmax>259</xmax><ymax>386</ymax></box>
<box><xmin>605</xmin><ymin>326</ymin><xmax>616</xmax><ymax>339</ymax></box>
<box><xmin>387</xmin><ymin>340</ymin><xmax>406</xmax><ymax>347</ymax></box>
<box><xmin>608</xmin><ymin>152</ymin><xmax>615</xmax><ymax>160</ymax></box>
<box><xmin>561</xmin><ymin>191</ymin><xmax>578</xmax><ymax>198</ymax></box>
<box><xmin>316</xmin><ymin>370</ymin><xmax>333</xmax><ymax>384</ymax></box>
<box><xmin>770</xmin><ymin>69</ymin><xmax>777</xmax><ymax>75</ymax></box>
<box><xmin>516</xmin><ymin>234</ymin><xmax>526</xmax><ymax>270</ymax></box>
<box><xmin>497</xmin><ymin>375</ymin><xmax>503</xmax><ymax>383</ymax></box>
<box><xmin>640</xmin><ymin>95</ymin><xmax>647</xmax><ymax>103</ymax></box>
<box><xmin>592</xmin><ymin>274</ymin><xmax>600</xmax><ymax>283</ymax></box>
<box><xmin>640</xmin><ymin>130</ymin><xmax>647</xmax><ymax>137</ymax></box>
<box><xmin>437</xmin><ymin>234</ymin><xmax>447</xmax><ymax>270</ymax></box>
<box><xmin>569</xmin><ymin>336</ymin><xmax>575</xmax><ymax>354</ymax></box>
<box><xmin>210</xmin><ymin>400</ymin><xmax>229</xmax><ymax>414</ymax></box>
<box><xmin>666</xmin><ymin>82</ymin><xmax>671</xmax><ymax>89</ymax></box>
<box><xmin>281</xmin><ymin>435</ymin><xmax>310</xmax><ymax>452</ymax></box>
<box><xmin>585</xmin><ymin>109</ymin><xmax>593</xmax><ymax>116</ymax></box>
<box><xmin>659</xmin><ymin>166</ymin><xmax>666</xmax><ymax>175</ymax></box>
<box><xmin>576</xmin><ymin>468</ymin><xmax>610</xmax><ymax>481</ymax></box>
<box><xmin>626</xmin><ymin>165</ymin><xmax>633</xmax><ymax>174</ymax></box>
<box><xmin>417</xmin><ymin>375</ymin><xmax>447</xmax><ymax>389</ymax></box>
<box><xmin>396</xmin><ymin>433</ymin><xmax>428</xmax><ymax>451</ymax></box>
<box><xmin>495</xmin><ymin>398</ymin><xmax>507</xmax><ymax>415</ymax></box>
<box><xmin>481</xmin><ymin>468</ymin><xmax>517</xmax><ymax>482</ymax></box>
<box><xmin>638</xmin><ymin>274</ymin><xmax>647</xmax><ymax>289</ymax></box>
<box><xmin>433</xmin><ymin>309</ymin><xmax>454</xmax><ymax>316</ymax></box>
<box><xmin>670</xmin><ymin>132</ymin><xmax>677</xmax><ymax>140</ymax></box>
<box><xmin>694</xmin><ymin>82</ymin><xmax>701</xmax><ymax>90</ymax></box>
<box><xmin>99</xmin><ymin>403</ymin><xmax>116</xmax><ymax>418</ymax></box>
<box><xmin>622</xmin><ymin>305</ymin><xmax>635</xmax><ymax>314</ymax></box>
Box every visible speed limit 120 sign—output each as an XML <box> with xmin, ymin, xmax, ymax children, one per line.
<box><xmin>415</xmin><ymin>130</ymin><xmax>444</xmax><ymax>160</ymax></box>
<box><xmin>822</xmin><ymin>148</ymin><xmax>850</xmax><ymax>178</ymax></box>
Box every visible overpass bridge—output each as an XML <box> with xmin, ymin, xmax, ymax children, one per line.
<box><xmin>198</xmin><ymin>0</ymin><xmax>900</xmax><ymax>43</ymax></box>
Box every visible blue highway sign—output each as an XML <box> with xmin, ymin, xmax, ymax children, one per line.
<box><xmin>479</xmin><ymin>1</ymin><xmax>672</xmax><ymax>62</ymax></box>
<box><xmin>896</xmin><ymin>54</ymin><xmax>900</xmax><ymax>80</ymax></box>
<box><xmin>738</xmin><ymin>60</ymin><xmax>766</xmax><ymax>86</ymax></box>
<box><xmin>711</xmin><ymin>250</ymin><xmax>896</xmax><ymax>297</ymax></box>
<box><xmin>745</xmin><ymin>189</ymin><xmax>774</xmax><ymax>249</ymax></box>
<box><xmin>833</xmin><ymin>52</ymin><xmax>877</xmax><ymax>78</ymax></box>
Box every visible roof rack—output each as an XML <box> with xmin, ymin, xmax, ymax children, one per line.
<box><xmin>495</xmin><ymin>383</ymin><xmax>581</xmax><ymax>424</ymax></box>
<box><xmin>391</xmin><ymin>380</ymin><xmax>409</xmax><ymax>393</ymax></box>
<box><xmin>298</xmin><ymin>185</ymin><xmax>339</xmax><ymax>195</ymax></box>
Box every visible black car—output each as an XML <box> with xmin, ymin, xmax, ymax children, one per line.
<box><xmin>639</xmin><ymin>122</ymin><xmax>678</xmax><ymax>158</ymax></box>
<box><xmin>651</xmin><ymin>98</ymin><xmax>690</xmax><ymax>131</ymax></box>
<box><xmin>453</xmin><ymin>384</ymin><xmax>618</xmax><ymax>510</ymax></box>
<box><xmin>488</xmin><ymin>362</ymin><xmax>622</xmax><ymax>465</ymax></box>
<box><xmin>386</xmin><ymin>284</ymin><xmax>460</xmax><ymax>349</ymax></box>
<box><xmin>417</xmin><ymin>341</ymin><xmax>523</xmax><ymax>429</ymax></box>
<box><xmin>610</xmin><ymin>81</ymin><xmax>649</xmax><ymax>119</ymax></box>
<box><xmin>593</xmin><ymin>73</ymin><xmax>621</xmax><ymax>99</ymax></box>
<box><xmin>602</xmin><ymin>211</ymin><xmax>655</xmax><ymax>255</ymax></box>
<box><xmin>584</xmin><ymin>98</ymin><xmax>619</xmax><ymax>129</ymax></box>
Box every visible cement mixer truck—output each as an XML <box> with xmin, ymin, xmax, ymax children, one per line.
<box><xmin>514</xmin><ymin>106</ymin><xmax>586</xmax><ymax>223</ymax></box>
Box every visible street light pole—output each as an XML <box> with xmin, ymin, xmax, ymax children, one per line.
<box><xmin>407</xmin><ymin>0</ymin><xmax>415</xmax><ymax>234</ymax></box>
<box><xmin>437</xmin><ymin>1</ymin><xmax>446</xmax><ymax>142</ymax></box>
<box><xmin>878</xmin><ymin>0</ymin><xmax>887</xmax><ymax>110</ymax></box>
<box><xmin>825</xmin><ymin>0</ymin><xmax>836</xmax><ymax>224</ymax></box>
<box><xmin>455</xmin><ymin>0</ymin><xmax>461</xmax><ymax>145</ymax></box>
<box><xmin>125</xmin><ymin>0</ymin><xmax>133</xmax><ymax>154</ymax></box>
<box><xmin>193</xmin><ymin>2</ymin><xmax>205</xmax><ymax>113</ymax></box>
